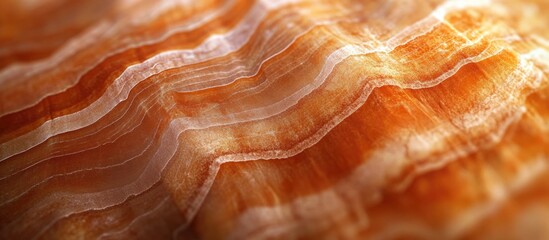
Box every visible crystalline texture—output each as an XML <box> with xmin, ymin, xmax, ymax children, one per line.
<box><xmin>0</xmin><ymin>0</ymin><xmax>548</xmax><ymax>239</ymax></box>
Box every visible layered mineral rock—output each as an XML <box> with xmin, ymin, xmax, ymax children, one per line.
<box><xmin>1</xmin><ymin>0</ymin><xmax>549</xmax><ymax>239</ymax></box>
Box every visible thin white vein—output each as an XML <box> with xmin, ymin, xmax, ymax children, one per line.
<box><xmin>0</xmin><ymin>9</ymin><xmax>358</xmax><ymax>202</ymax></box>
<box><xmin>6</xmin><ymin>23</ymin><xmax>452</xmax><ymax>240</ymax></box>
<box><xmin>168</xmin><ymin>18</ymin><xmax>361</xmax><ymax>93</ymax></box>
<box><xmin>174</xmin><ymin>38</ymin><xmax>510</xmax><ymax>231</ymax></box>
<box><xmin>0</xmin><ymin>100</ymin><xmax>163</xmax><ymax>207</ymax></box>
<box><xmin>224</xmin><ymin>61</ymin><xmax>543</xmax><ymax>238</ymax></box>
<box><xmin>0</xmin><ymin>0</ymin><xmax>235</xmax><ymax>117</ymax></box>
<box><xmin>2</xmin><ymin>0</ymin><xmax>499</xmax><ymax>237</ymax></box>
<box><xmin>0</xmin><ymin>2</ymin><xmax>355</xmax><ymax>183</ymax></box>
<box><xmin>0</xmin><ymin>78</ymin><xmax>164</xmax><ymax>181</ymax></box>
<box><xmin>214</xmin><ymin>28</ymin><xmax>505</xmax><ymax>114</ymax></box>
<box><xmin>96</xmin><ymin>197</ymin><xmax>170</xmax><ymax>239</ymax></box>
<box><xmin>0</xmin><ymin>0</ymin><xmax>305</xmax><ymax>162</ymax></box>
<box><xmin>0</xmin><ymin>0</ymin><xmax>233</xmax><ymax>85</ymax></box>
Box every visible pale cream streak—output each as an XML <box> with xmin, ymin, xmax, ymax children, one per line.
<box><xmin>54</xmin><ymin>29</ymin><xmax>520</xmax><ymax>240</ymax></box>
<box><xmin>0</xmin><ymin>4</ymin><xmax>353</xmax><ymax>183</ymax></box>
<box><xmin>396</xmin><ymin>108</ymin><xmax>525</xmax><ymax>191</ymax></box>
<box><xmin>10</xmin><ymin>0</ymin><xmax>490</xmax><ymax>236</ymax></box>
<box><xmin>368</xmin><ymin>158</ymin><xmax>548</xmax><ymax>240</ymax></box>
<box><xmin>0</xmin><ymin>16</ymin><xmax>361</xmax><ymax>213</ymax></box>
<box><xmin>182</xmin><ymin>33</ymin><xmax>528</xmax><ymax>231</ymax></box>
<box><xmin>0</xmin><ymin>103</ymin><xmax>147</xmax><ymax>175</ymax></box>
<box><xmin>97</xmin><ymin>197</ymin><xmax>170</xmax><ymax>239</ymax></box>
<box><xmin>0</xmin><ymin>0</ymin><xmax>163</xmax><ymax>57</ymax></box>
<box><xmin>0</xmin><ymin>102</ymin><xmax>163</xmax><ymax>207</ymax></box>
<box><xmin>167</xmin><ymin>15</ymin><xmax>360</xmax><ymax>93</ymax></box>
<box><xmin>218</xmin><ymin>3</ymin><xmax>504</xmax><ymax>104</ymax></box>
<box><xmin>444</xmin><ymin>157</ymin><xmax>548</xmax><ymax>239</ymax></box>
<box><xmin>532</xmin><ymin>35</ymin><xmax>549</xmax><ymax>50</ymax></box>
<box><xmin>0</xmin><ymin>0</ymin><xmax>225</xmax><ymax>78</ymax></box>
<box><xmin>225</xmin><ymin>90</ymin><xmax>540</xmax><ymax>240</ymax></box>
<box><xmin>169</xmin><ymin>18</ymin><xmax>361</xmax><ymax>93</ymax></box>
<box><xmin>227</xmin><ymin>17</ymin><xmax>449</xmax><ymax>99</ymax></box>
<box><xmin>0</xmin><ymin>79</ymin><xmax>164</xmax><ymax>181</ymax></box>
<box><xmin>5</xmin><ymin>28</ymin><xmax>408</xmax><ymax>199</ymax></box>
<box><xmin>189</xmin><ymin>37</ymin><xmax>468</xmax><ymax>125</ymax></box>
<box><xmin>220</xmin><ymin>14</ymin><xmax>516</xmax><ymax>118</ymax></box>
<box><xmin>523</xmin><ymin>47</ymin><xmax>549</xmax><ymax>73</ymax></box>
<box><xmin>26</xmin><ymin>1</ymin><xmax>498</xmax><ymax>237</ymax></box>
<box><xmin>3</xmin><ymin>1</ymin><xmax>402</xmax><ymax>166</ymax></box>
<box><xmin>392</xmin><ymin>52</ymin><xmax>547</xmax><ymax>191</ymax></box>
<box><xmin>432</xmin><ymin>0</ymin><xmax>491</xmax><ymax>20</ymax></box>
<box><xmin>4</xmin><ymin>79</ymin><xmax>189</xmax><ymax>186</ymax></box>
<box><xmin>194</xmin><ymin>18</ymin><xmax>549</xmax><ymax>240</ymax></box>
<box><xmin>176</xmin><ymin>23</ymin><xmax>333</xmax><ymax>99</ymax></box>
<box><xmin>352</xmin><ymin>51</ymin><xmax>546</xmax><ymax>193</ymax></box>
<box><xmin>318</xmin><ymin>57</ymin><xmax>546</xmax><ymax>239</ymax></box>
<box><xmin>8</xmin><ymin>40</ymin><xmax>349</xmax><ymax>237</ymax></box>
<box><xmin>172</xmin><ymin>25</ymin><xmax>498</xmax><ymax>123</ymax></box>
<box><xmin>17</xmin><ymin>21</ymin><xmax>476</xmax><ymax>240</ymax></box>
<box><xmin>17</xmin><ymin>31</ymin><xmax>284</xmax><ymax>149</ymax></box>
<box><xmin>0</xmin><ymin>13</ymin><xmax>348</xmax><ymax>199</ymax></box>
<box><xmin>175</xmin><ymin>40</ymin><xmax>508</xmax><ymax>231</ymax></box>
<box><xmin>6</xmin><ymin>27</ymin><xmax>394</xmax><ymax>232</ymax></box>
<box><xmin>215</xmin><ymin>30</ymin><xmax>508</xmax><ymax>116</ymax></box>
<box><xmin>0</xmin><ymin>1</ymin><xmax>148</xmax><ymax>56</ymax></box>
<box><xmin>0</xmin><ymin>0</ymin><xmax>308</xmax><ymax>162</ymax></box>
<box><xmin>165</xmin><ymin>1</ymin><xmax>362</xmax><ymax>91</ymax></box>
<box><xmin>228</xmin><ymin>189</ymin><xmax>359</xmax><ymax>239</ymax></box>
<box><xmin>0</xmin><ymin>0</ymin><xmax>474</xmax><ymax>160</ymax></box>
<box><xmin>0</xmin><ymin>0</ymin><xmax>236</xmax><ymax>116</ymax></box>
<box><xmin>171</xmin><ymin>35</ymin><xmax>510</xmax><ymax>204</ymax></box>
<box><xmin>178</xmin><ymin>33</ymin><xmax>516</xmax><ymax>238</ymax></box>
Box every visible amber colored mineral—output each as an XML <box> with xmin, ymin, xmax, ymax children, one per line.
<box><xmin>1</xmin><ymin>0</ymin><xmax>549</xmax><ymax>239</ymax></box>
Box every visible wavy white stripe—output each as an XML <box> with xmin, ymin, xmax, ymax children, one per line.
<box><xmin>224</xmin><ymin>55</ymin><xmax>545</xmax><ymax>239</ymax></box>
<box><xmin>0</xmin><ymin>0</ymin><xmax>306</xmax><ymax>161</ymax></box>
<box><xmin>1</xmin><ymin>1</ymin><xmax>510</xmax><ymax>238</ymax></box>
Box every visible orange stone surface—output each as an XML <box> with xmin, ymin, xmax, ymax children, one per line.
<box><xmin>0</xmin><ymin>0</ymin><xmax>548</xmax><ymax>239</ymax></box>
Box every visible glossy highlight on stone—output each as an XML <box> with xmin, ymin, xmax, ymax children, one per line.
<box><xmin>0</xmin><ymin>0</ymin><xmax>549</xmax><ymax>239</ymax></box>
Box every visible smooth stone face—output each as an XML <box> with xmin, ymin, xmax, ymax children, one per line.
<box><xmin>0</xmin><ymin>0</ymin><xmax>548</xmax><ymax>239</ymax></box>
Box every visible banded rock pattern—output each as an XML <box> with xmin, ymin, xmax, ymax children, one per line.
<box><xmin>1</xmin><ymin>0</ymin><xmax>549</xmax><ymax>239</ymax></box>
